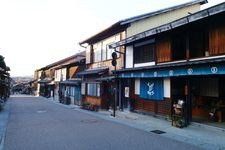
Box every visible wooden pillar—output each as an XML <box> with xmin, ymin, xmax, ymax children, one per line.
<box><xmin>186</xmin><ymin>32</ymin><xmax>190</xmax><ymax>60</ymax></box>
<box><xmin>118</xmin><ymin>79</ymin><xmax>122</xmax><ymax>110</ymax></box>
<box><xmin>185</xmin><ymin>78</ymin><xmax>191</xmax><ymax>126</ymax></box>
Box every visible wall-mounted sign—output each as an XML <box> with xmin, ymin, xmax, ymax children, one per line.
<box><xmin>125</xmin><ymin>87</ymin><xmax>129</xmax><ymax>98</ymax></box>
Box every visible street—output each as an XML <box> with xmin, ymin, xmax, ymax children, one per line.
<box><xmin>3</xmin><ymin>96</ymin><xmax>201</xmax><ymax>150</ymax></box>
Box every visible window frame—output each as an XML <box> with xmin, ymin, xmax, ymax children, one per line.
<box><xmin>133</xmin><ymin>39</ymin><xmax>156</xmax><ymax>64</ymax></box>
<box><xmin>87</xmin><ymin>83</ymin><xmax>100</xmax><ymax>97</ymax></box>
<box><xmin>92</xmin><ymin>34</ymin><xmax>121</xmax><ymax>62</ymax></box>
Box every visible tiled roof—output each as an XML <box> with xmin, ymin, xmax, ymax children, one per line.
<box><xmin>80</xmin><ymin>0</ymin><xmax>207</xmax><ymax>44</ymax></box>
<box><xmin>110</xmin><ymin>1</ymin><xmax>225</xmax><ymax>48</ymax></box>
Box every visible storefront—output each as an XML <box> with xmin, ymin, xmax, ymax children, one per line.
<box><xmin>59</xmin><ymin>79</ymin><xmax>82</xmax><ymax>105</ymax></box>
<box><xmin>38</xmin><ymin>79</ymin><xmax>54</xmax><ymax>98</ymax></box>
<box><xmin>77</xmin><ymin>67</ymin><xmax>116</xmax><ymax>109</ymax></box>
<box><xmin>116</xmin><ymin>58</ymin><xmax>225</xmax><ymax>127</ymax></box>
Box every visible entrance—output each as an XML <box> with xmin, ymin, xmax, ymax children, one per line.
<box><xmin>120</xmin><ymin>79</ymin><xmax>134</xmax><ymax>111</ymax></box>
<box><xmin>172</xmin><ymin>76</ymin><xmax>225</xmax><ymax>128</ymax></box>
<box><xmin>171</xmin><ymin>78</ymin><xmax>190</xmax><ymax>126</ymax></box>
<box><xmin>191</xmin><ymin>76</ymin><xmax>225</xmax><ymax>128</ymax></box>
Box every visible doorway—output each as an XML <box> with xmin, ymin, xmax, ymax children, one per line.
<box><xmin>120</xmin><ymin>79</ymin><xmax>134</xmax><ymax>111</ymax></box>
<box><xmin>171</xmin><ymin>77</ymin><xmax>190</xmax><ymax>126</ymax></box>
<box><xmin>190</xmin><ymin>76</ymin><xmax>225</xmax><ymax>128</ymax></box>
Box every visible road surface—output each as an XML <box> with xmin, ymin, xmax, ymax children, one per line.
<box><xmin>4</xmin><ymin>96</ymin><xmax>201</xmax><ymax>150</ymax></box>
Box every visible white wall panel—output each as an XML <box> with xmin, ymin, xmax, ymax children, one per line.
<box><xmin>135</xmin><ymin>79</ymin><xmax>140</xmax><ymax>95</ymax></box>
<box><xmin>126</xmin><ymin>45</ymin><xmax>133</xmax><ymax>68</ymax></box>
<box><xmin>164</xmin><ymin>78</ymin><xmax>171</xmax><ymax>98</ymax></box>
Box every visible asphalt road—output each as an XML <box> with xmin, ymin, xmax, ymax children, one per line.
<box><xmin>4</xmin><ymin>96</ymin><xmax>201</xmax><ymax>150</ymax></box>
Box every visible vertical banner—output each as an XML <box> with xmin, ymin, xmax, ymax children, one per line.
<box><xmin>140</xmin><ymin>78</ymin><xmax>164</xmax><ymax>100</ymax></box>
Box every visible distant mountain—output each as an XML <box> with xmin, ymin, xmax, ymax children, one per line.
<box><xmin>12</xmin><ymin>76</ymin><xmax>34</xmax><ymax>84</ymax></box>
<box><xmin>11</xmin><ymin>75</ymin><xmax>34</xmax><ymax>78</ymax></box>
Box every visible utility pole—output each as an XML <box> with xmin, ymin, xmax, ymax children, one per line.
<box><xmin>109</xmin><ymin>44</ymin><xmax>125</xmax><ymax>117</ymax></box>
<box><xmin>111</xmin><ymin>52</ymin><xmax>117</xmax><ymax>117</ymax></box>
<box><xmin>113</xmin><ymin>65</ymin><xmax>117</xmax><ymax>117</ymax></box>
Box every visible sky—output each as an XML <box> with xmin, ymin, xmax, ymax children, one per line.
<box><xmin>0</xmin><ymin>0</ymin><xmax>224</xmax><ymax>77</ymax></box>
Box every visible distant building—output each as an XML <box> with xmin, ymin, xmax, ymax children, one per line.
<box><xmin>34</xmin><ymin>52</ymin><xmax>85</xmax><ymax>105</ymax></box>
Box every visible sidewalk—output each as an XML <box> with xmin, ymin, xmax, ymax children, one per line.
<box><xmin>97</xmin><ymin>110</ymin><xmax>225</xmax><ymax>150</ymax></box>
<box><xmin>0</xmin><ymin>101</ymin><xmax>10</xmax><ymax>150</ymax></box>
<box><xmin>60</xmin><ymin>102</ymin><xmax>225</xmax><ymax>150</ymax></box>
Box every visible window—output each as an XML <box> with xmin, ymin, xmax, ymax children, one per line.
<box><xmin>87</xmin><ymin>83</ymin><xmax>100</xmax><ymax>97</ymax></box>
<box><xmin>189</xmin><ymin>29</ymin><xmax>208</xmax><ymax>58</ymax></box>
<box><xmin>107</xmin><ymin>44</ymin><xmax>114</xmax><ymax>60</ymax></box>
<box><xmin>92</xmin><ymin>34</ymin><xmax>121</xmax><ymax>62</ymax></box>
<box><xmin>93</xmin><ymin>43</ymin><xmax>102</xmax><ymax>62</ymax></box>
<box><xmin>81</xmin><ymin>83</ymin><xmax>85</xmax><ymax>95</ymax></box>
<box><xmin>134</xmin><ymin>40</ymin><xmax>155</xmax><ymax>64</ymax></box>
<box><xmin>102</xmin><ymin>42</ymin><xmax>107</xmax><ymax>61</ymax></box>
<box><xmin>171</xmin><ymin>33</ymin><xmax>186</xmax><ymax>61</ymax></box>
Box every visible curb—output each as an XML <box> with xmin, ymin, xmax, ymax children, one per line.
<box><xmin>0</xmin><ymin>101</ymin><xmax>10</xmax><ymax>150</ymax></box>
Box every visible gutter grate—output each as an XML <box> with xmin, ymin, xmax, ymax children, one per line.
<box><xmin>150</xmin><ymin>130</ymin><xmax>166</xmax><ymax>134</ymax></box>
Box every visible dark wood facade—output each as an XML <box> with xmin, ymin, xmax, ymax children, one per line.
<box><xmin>155</xmin><ymin>15</ymin><xmax>225</xmax><ymax>64</ymax></box>
<box><xmin>114</xmin><ymin>3</ymin><xmax>225</xmax><ymax>126</ymax></box>
<box><xmin>156</xmin><ymin>37</ymin><xmax>171</xmax><ymax>63</ymax></box>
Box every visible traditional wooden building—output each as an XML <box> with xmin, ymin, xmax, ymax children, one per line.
<box><xmin>36</xmin><ymin>66</ymin><xmax>55</xmax><ymax>98</ymax></box>
<box><xmin>78</xmin><ymin>0</ymin><xmax>206</xmax><ymax>110</ymax></box>
<box><xmin>78</xmin><ymin>25</ymin><xmax>126</xmax><ymax>109</ymax></box>
<box><xmin>56</xmin><ymin>57</ymin><xmax>85</xmax><ymax>105</ymax></box>
<box><xmin>35</xmin><ymin>52</ymin><xmax>85</xmax><ymax>101</ymax></box>
<box><xmin>111</xmin><ymin>2</ymin><xmax>225</xmax><ymax>127</ymax></box>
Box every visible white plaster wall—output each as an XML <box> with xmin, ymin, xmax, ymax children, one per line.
<box><xmin>127</xmin><ymin>4</ymin><xmax>200</xmax><ymax>37</ymax></box>
<box><xmin>126</xmin><ymin>45</ymin><xmax>133</xmax><ymax>68</ymax></box>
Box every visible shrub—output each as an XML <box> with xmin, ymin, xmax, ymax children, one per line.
<box><xmin>81</xmin><ymin>102</ymin><xmax>99</xmax><ymax>111</ymax></box>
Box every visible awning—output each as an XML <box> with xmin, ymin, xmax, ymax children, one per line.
<box><xmin>38</xmin><ymin>78</ymin><xmax>52</xmax><ymax>84</ymax></box>
<box><xmin>76</xmin><ymin>67</ymin><xmax>108</xmax><ymax>76</ymax></box>
<box><xmin>117</xmin><ymin>61</ymin><xmax>225</xmax><ymax>78</ymax></box>
<box><xmin>96</xmin><ymin>76</ymin><xmax>115</xmax><ymax>81</ymax></box>
<box><xmin>60</xmin><ymin>79</ymin><xmax>81</xmax><ymax>85</ymax></box>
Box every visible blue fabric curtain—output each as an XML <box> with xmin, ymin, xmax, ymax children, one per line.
<box><xmin>140</xmin><ymin>78</ymin><xmax>164</xmax><ymax>100</ymax></box>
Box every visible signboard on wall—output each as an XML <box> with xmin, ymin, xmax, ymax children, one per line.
<box><xmin>140</xmin><ymin>78</ymin><xmax>164</xmax><ymax>100</ymax></box>
<box><xmin>125</xmin><ymin>87</ymin><xmax>129</xmax><ymax>98</ymax></box>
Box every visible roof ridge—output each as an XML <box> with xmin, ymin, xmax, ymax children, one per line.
<box><xmin>120</xmin><ymin>0</ymin><xmax>207</xmax><ymax>25</ymax></box>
